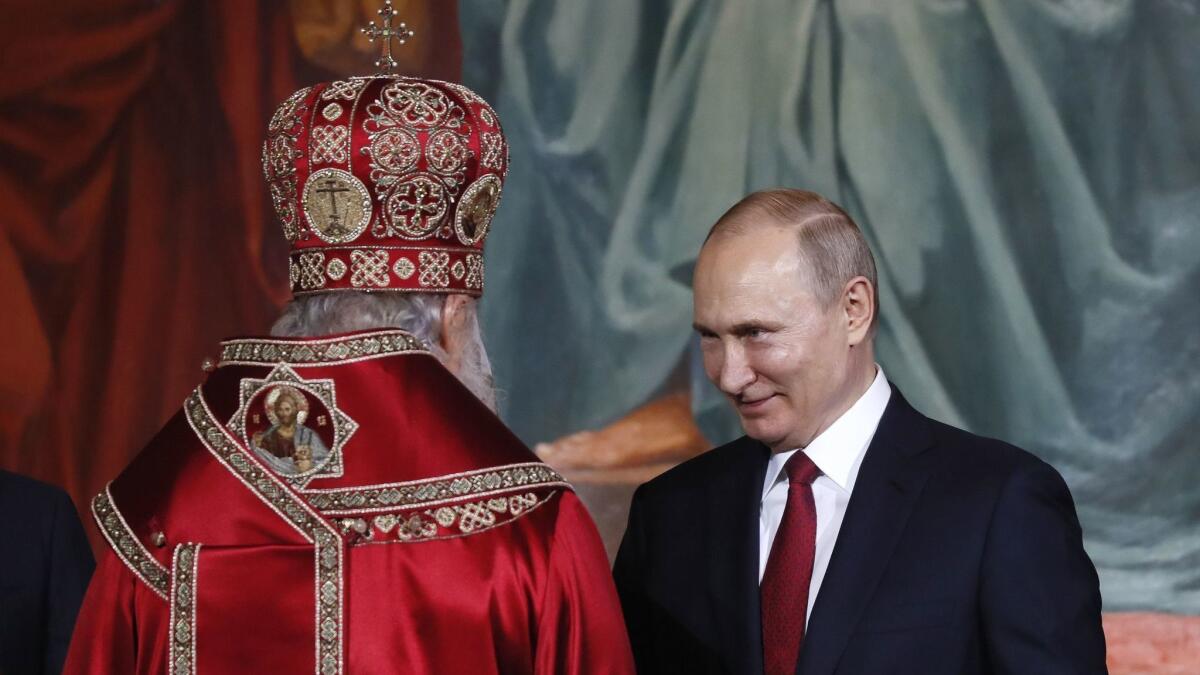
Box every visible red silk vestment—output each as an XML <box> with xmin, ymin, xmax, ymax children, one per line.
<box><xmin>63</xmin><ymin>330</ymin><xmax>634</xmax><ymax>674</ymax></box>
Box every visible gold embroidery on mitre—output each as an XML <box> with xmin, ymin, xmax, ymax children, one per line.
<box><xmin>263</xmin><ymin>86</ymin><xmax>313</xmax><ymax>243</ymax></box>
<box><xmin>302</xmin><ymin>168</ymin><xmax>373</xmax><ymax>245</ymax></box>
<box><xmin>321</xmin><ymin>102</ymin><xmax>343</xmax><ymax>122</ymax></box>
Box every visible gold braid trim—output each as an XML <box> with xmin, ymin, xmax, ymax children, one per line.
<box><xmin>92</xmin><ymin>486</ymin><xmax>170</xmax><ymax>600</ymax></box>
<box><xmin>218</xmin><ymin>330</ymin><xmax>427</xmax><ymax>367</ymax></box>
<box><xmin>168</xmin><ymin>543</ymin><xmax>201</xmax><ymax>675</ymax></box>
<box><xmin>303</xmin><ymin>462</ymin><xmax>569</xmax><ymax>515</ymax></box>
<box><xmin>183</xmin><ymin>388</ymin><xmax>344</xmax><ymax>675</ymax></box>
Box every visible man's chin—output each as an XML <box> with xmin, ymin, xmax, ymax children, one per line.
<box><xmin>738</xmin><ymin>418</ymin><xmax>788</xmax><ymax>449</ymax></box>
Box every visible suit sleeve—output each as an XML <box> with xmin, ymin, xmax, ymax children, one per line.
<box><xmin>612</xmin><ymin>484</ymin><xmax>651</xmax><ymax>671</ymax></box>
<box><xmin>979</xmin><ymin>459</ymin><xmax>1107</xmax><ymax>673</ymax></box>
<box><xmin>61</xmin><ymin>550</ymin><xmax>139</xmax><ymax>675</ymax></box>
<box><xmin>534</xmin><ymin>490</ymin><xmax>636</xmax><ymax>675</ymax></box>
<box><xmin>43</xmin><ymin>491</ymin><xmax>95</xmax><ymax>674</ymax></box>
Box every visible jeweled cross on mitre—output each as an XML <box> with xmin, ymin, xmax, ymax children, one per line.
<box><xmin>360</xmin><ymin>0</ymin><xmax>415</xmax><ymax>74</ymax></box>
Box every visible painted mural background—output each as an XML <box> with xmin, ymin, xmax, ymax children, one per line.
<box><xmin>1</xmin><ymin>0</ymin><xmax>1196</xmax><ymax>671</ymax></box>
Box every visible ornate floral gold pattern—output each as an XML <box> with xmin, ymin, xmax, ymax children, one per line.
<box><xmin>184</xmin><ymin>389</ymin><xmax>343</xmax><ymax>675</ymax></box>
<box><xmin>376</xmin><ymin>173</ymin><xmax>450</xmax><ymax>240</ymax></box>
<box><xmin>92</xmin><ymin>487</ymin><xmax>170</xmax><ymax>600</ymax></box>
<box><xmin>326</xmin><ymin>258</ymin><xmax>347</xmax><ymax>281</ymax></box>
<box><xmin>311</xmin><ymin>126</ymin><xmax>350</xmax><ymax>164</ymax></box>
<box><xmin>218</xmin><ymin>331</ymin><xmax>427</xmax><ymax>368</ymax></box>
<box><xmin>321</xmin><ymin>79</ymin><xmax>368</xmax><ymax>101</ymax></box>
<box><xmin>392</xmin><ymin>256</ymin><xmax>415</xmax><ymax>279</ymax></box>
<box><xmin>481</xmin><ymin>132</ymin><xmax>504</xmax><ymax>170</ymax></box>
<box><xmin>363</xmin><ymin>80</ymin><xmax>471</xmax><ymax>240</ymax></box>
<box><xmin>263</xmin><ymin>86</ymin><xmax>313</xmax><ymax>242</ymax></box>
<box><xmin>418</xmin><ymin>250</ymin><xmax>450</xmax><ymax>288</ymax></box>
<box><xmin>303</xmin><ymin>462</ymin><xmax>567</xmax><ymax>515</ymax></box>
<box><xmin>298</xmin><ymin>251</ymin><xmax>327</xmax><ymax>290</ymax></box>
<box><xmin>349</xmin><ymin>249</ymin><xmax>389</xmax><ymax>287</ymax></box>
<box><xmin>339</xmin><ymin>490</ymin><xmax>557</xmax><ymax>544</ymax></box>
<box><xmin>321</xmin><ymin>103</ymin><xmax>343</xmax><ymax>122</ymax></box>
<box><xmin>169</xmin><ymin>543</ymin><xmax>200</xmax><ymax>675</ymax></box>
<box><xmin>465</xmin><ymin>253</ymin><xmax>484</xmax><ymax>290</ymax></box>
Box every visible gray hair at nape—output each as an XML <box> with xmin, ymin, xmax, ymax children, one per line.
<box><xmin>270</xmin><ymin>292</ymin><xmax>497</xmax><ymax>411</ymax></box>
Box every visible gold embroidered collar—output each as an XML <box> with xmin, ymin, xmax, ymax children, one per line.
<box><xmin>218</xmin><ymin>329</ymin><xmax>428</xmax><ymax>367</ymax></box>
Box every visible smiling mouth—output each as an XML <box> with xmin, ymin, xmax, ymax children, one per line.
<box><xmin>737</xmin><ymin>394</ymin><xmax>776</xmax><ymax>411</ymax></box>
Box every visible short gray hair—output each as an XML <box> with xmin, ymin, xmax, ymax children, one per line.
<box><xmin>707</xmin><ymin>188</ymin><xmax>879</xmax><ymax>333</ymax></box>
<box><xmin>270</xmin><ymin>292</ymin><xmax>497</xmax><ymax>410</ymax></box>
<box><xmin>270</xmin><ymin>293</ymin><xmax>446</xmax><ymax>349</ymax></box>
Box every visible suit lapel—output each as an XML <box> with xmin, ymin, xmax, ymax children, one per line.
<box><xmin>706</xmin><ymin>437</ymin><xmax>770</xmax><ymax>675</ymax></box>
<box><xmin>796</xmin><ymin>389</ymin><xmax>935</xmax><ymax>675</ymax></box>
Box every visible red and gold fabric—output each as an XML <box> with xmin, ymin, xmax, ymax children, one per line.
<box><xmin>62</xmin><ymin>330</ymin><xmax>634</xmax><ymax>675</ymax></box>
<box><xmin>265</xmin><ymin>77</ymin><xmax>507</xmax><ymax>298</ymax></box>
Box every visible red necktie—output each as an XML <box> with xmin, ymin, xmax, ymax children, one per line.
<box><xmin>761</xmin><ymin>451</ymin><xmax>821</xmax><ymax>675</ymax></box>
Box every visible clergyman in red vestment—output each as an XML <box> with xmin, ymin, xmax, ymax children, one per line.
<box><xmin>61</xmin><ymin>46</ymin><xmax>636</xmax><ymax>675</ymax></box>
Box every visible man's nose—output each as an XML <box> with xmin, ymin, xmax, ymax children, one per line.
<box><xmin>716</xmin><ymin>343</ymin><xmax>755</xmax><ymax>396</ymax></box>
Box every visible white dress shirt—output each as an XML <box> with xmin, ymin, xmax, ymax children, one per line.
<box><xmin>758</xmin><ymin>367</ymin><xmax>892</xmax><ymax>621</ymax></box>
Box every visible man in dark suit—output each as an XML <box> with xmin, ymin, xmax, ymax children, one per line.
<box><xmin>613</xmin><ymin>189</ymin><xmax>1106</xmax><ymax>674</ymax></box>
<box><xmin>0</xmin><ymin>470</ymin><xmax>94</xmax><ymax>675</ymax></box>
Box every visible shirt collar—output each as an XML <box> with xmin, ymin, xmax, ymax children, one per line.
<box><xmin>761</xmin><ymin>367</ymin><xmax>892</xmax><ymax>499</ymax></box>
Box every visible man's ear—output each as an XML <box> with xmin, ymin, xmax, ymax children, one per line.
<box><xmin>439</xmin><ymin>294</ymin><xmax>475</xmax><ymax>358</ymax></box>
<box><xmin>843</xmin><ymin>276</ymin><xmax>875</xmax><ymax>346</ymax></box>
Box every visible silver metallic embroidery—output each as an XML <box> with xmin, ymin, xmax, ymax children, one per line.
<box><xmin>465</xmin><ymin>253</ymin><xmax>484</xmax><ymax>290</ymax></box>
<box><xmin>311</xmin><ymin>126</ymin><xmax>350</xmax><ymax>164</ymax></box>
<box><xmin>169</xmin><ymin>543</ymin><xmax>201</xmax><ymax>675</ymax></box>
<box><xmin>321</xmin><ymin>103</ymin><xmax>343</xmax><ymax>122</ymax></box>
<box><xmin>321</xmin><ymin>79</ymin><xmax>368</xmax><ymax>101</ymax></box>
<box><xmin>481</xmin><ymin>132</ymin><xmax>504</xmax><ymax>170</ymax></box>
<box><xmin>218</xmin><ymin>331</ymin><xmax>427</xmax><ymax>367</ymax></box>
<box><xmin>298</xmin><ymin>252</ymin><xmax>328</xmax><ymax>290</ymax></box>
<box><xmin>326</xmin><ymin>258</ymin><xmax>347</xmax><ymax>281</ymax></box>
<box><xmin>363</xmin><ymin>81</ymin><xmax>469</xmax><ymax>239</ymax></box>
<box><xmin>92</xmin><ymin>487</ymin><xmax>170</xmax><ymax>600</ymax></box>
<box><xmin>263</xmin><ymin>86</ymin><xmax>312</xmax><ymax>242</ymax></box>
<box><xmin>349</xmin><ymin>490</ymin><xmax>557</xmax><ymax>544</ymax></box>
<box><xmin>418</xmin><ymin>251</ymin><xmax>450</xmax><ymax>288</ymax></box>
<box><xmin>185</xmin><ymin>390</ymin><xmax>343</xmax><ymax>675</ymax></box>
<box><xmin>392</xmin><ymin>256</ymin><xmax>416</xmax><ymax>280</ymax></box>
<box><xmin>349</xmin><ymin>249</ymin><xmax>390</xmax><ymax>287</ymax></box>
<box><xmin>302</xmin><ymin>462</ymin><xmax>567</xmax><ymax>515</ymax></box>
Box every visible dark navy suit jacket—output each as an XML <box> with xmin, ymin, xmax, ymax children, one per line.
<box><xmin>613</xmin><ymin>389</ymin><xmax>1107</xmax><ymax>674</ymax></box>
<box><xmin>0</xmin><ymin>471</ymin><xmax>94</xmax><ymax>675</ymax></box>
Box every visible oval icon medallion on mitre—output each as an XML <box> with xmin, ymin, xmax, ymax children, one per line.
<box><xmin>455</xmin><ymin>174</ymin><xmax>502</xmax><ymax>246</ymax></box>
<box><xmin>302</xmin><ymin>168</ymin><xmax>373</xmax><ymax>244</ymax></box>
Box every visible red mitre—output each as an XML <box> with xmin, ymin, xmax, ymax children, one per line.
<box><xmin>262</xmin><ymin>77</ymin><xmax>508</xmax><ymax>297</ymax></box>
